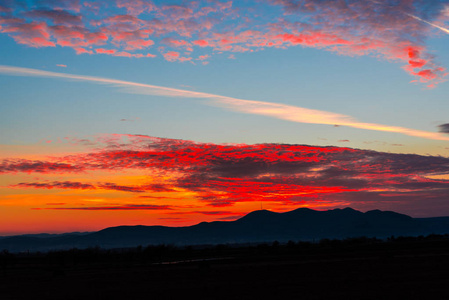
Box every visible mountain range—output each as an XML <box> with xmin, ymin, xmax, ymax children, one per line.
<box><xmin>2</xmin><ymin>207</ymin><xmax>449</xmax><ymax>252</ymax></box>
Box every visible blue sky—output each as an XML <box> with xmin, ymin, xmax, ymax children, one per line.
<box><xmin>1</xmin><ymin>0</ymin><xmax>449</xmax><ymax>233</ymax></box>
<box><xmin>1</xmin><ymin>33</ymin><xmax>448</xmax><ymax>153</ymax></box>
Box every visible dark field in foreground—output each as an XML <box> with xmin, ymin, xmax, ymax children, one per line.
<box><xmin>2</xmin><ymin>236</ymin><xmax>449</xmax><ymax>299</ymax></box>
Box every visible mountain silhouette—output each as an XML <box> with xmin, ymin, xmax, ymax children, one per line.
<box><xmin>2</xmin><ymin>207</ymin><xmax>449</xmax><ymax>252</ymax></box>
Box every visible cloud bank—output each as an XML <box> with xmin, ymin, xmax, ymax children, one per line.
<box><xmin>4</xmin><ymin>134</ymin><xmax>449</xmax><ymax>214</ymax></box>
<box><xmin>0</xmin><ymin>0</ymin><xmax>448</xmax><ymax>85</ymax></box>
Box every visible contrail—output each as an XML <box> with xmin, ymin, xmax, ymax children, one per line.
<box><xmin>406</xmin><ymin>13</ymin><xmax>449</xmax><ymax>34</ymax></box>
<box><xmin>1</xmin><ymin>65</ymin><xmax>449</xmax><ymax>142</ymax></box>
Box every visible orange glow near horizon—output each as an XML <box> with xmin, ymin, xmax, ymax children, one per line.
<box><xmin>1</xmin><ymin>134</ymin><xmax>449</xmax><ymax>235</ymax></box>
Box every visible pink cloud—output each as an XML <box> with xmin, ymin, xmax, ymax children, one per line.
<box><xmin>412</xmin><ymin>69</ymin><xmax>439</xmax><ymax>81</ymax></box>
<box><xmin>216</xmin><ymin>1</ymin><xmax>233</xmax><ymax>11</ymax></box>
<box><xmin>159</xmin><ymin>4</ymin><xmax>194</xmax><ymax>22</ymax></box>
<box><xmin>25</xmin><ymin>9</ymin><xmax>83</xmax><ymax>26</ymax></box>
<box><xmin>162</xmin><ymin>51</ymin><xmax>192</xmax><ymax>62</ymax></box>
<box><xmin>96</xmin><ymin>48</ymin><xmax>116</xmax><ymax>54</ymax></box>
<box><xmin>197</xmin><ymin>54</ymin><xmax>210</xmax><ymax>61</ymax></box>
<box><xmin>195</xmin><ymin>6</ymin><xmax>218</xmax><ymax>18</ymax></box>
<box><xmin>265</xmin><ymin>0</ymin><xmax>447</xmax><ymax>85</ymax></box>
<box><xmin>161</xmin><ymin>37</ymin><xmax>190</xmax><ymax>48</ymax></box>
<box><xmin>109</xmin><ymin>29</ymin><xmax>150</xmax><ymax>41</ymax></box>
<box><xmin>278</xmin><ymin>32</ymin><xmax>352</xmax><ymax>47</ymax></box>
<box><xmin>51</xmin><ymin>25</ymin><xmax>108</xmax><ymax>48</ymax></box>
<box><xmin>0</xmin><ymin>0</ymin><xmax>447</xmax><ymax>85</ymax></box>
<box><xmin>101</xmin><ymin>14</ymin><xmax>143</xmax><ymax>27</ymax></box>
<box><xmin>82</xmin><ymin>1</ymin><xmax>102</xmax><ymax>14</ymax></box>
<box><xmin>112</xmin><ymin>51</ymin><xmax>156</xmax><ymax>58</ymax></box>
<box><xmin>116</xmin><ymin>0</ymin><xmax>157</xmax><ymax>16</ymax></box>
<box><xmin>178</xmin><ymin>56</ymin><xmax>192</xmax><ymax>62</ymax></box>
<box><xmin>124</xmin><ymin>38</ymin><xmax>154</xmax><ymax>50</ymax></box>
<box><xmin>163</xmin><ymin>51</ymin><xmax>179</xmax><ymax>61</ymax></box>
<box><xmin>0</xmin><ymin>19</ymin><xmax>55</xmax><ymax>47</ymax></box>
<box><xmin>74</xmin><ymin>47</ymin><xmax>93</xmax><ymax>54</ymax></box>
<box><xmin>193</xmin><ymin>39</ymin><xmax>209</xmax><ymax>47</ymax></box>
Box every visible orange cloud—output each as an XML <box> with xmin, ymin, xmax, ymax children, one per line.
<box><xmin>3</xmin><ymin>134</ymin><xmax>449</xmax><ymax>210</ymax></box>
<box><xmin>2</xmin><ymin>134</ymin><xmax>449</xmax><ymax>233</ymax></box>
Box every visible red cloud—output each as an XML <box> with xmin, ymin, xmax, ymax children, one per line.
<box><xmin>4</xmin><ymin>134</ymin><xmax>449</xmax><ymax>212</ymax></box>
<box><xmin>412</xmin><ymin>69</ymin><xmax>438</xmax><ymax>81</ymax></box>
<box><xmin>409</xmin><ymin>60</ymin><xmax>426</xmax><ymax>68</ymax></box>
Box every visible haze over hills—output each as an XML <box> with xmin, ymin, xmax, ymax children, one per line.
<box><xmin>2</xmin><ymin>207</ymin><xmax>449</xmax><ymax>252</ymax></box>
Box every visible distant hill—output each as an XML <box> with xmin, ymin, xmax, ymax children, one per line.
<box><xmin>2</xmin><ymin>207</ymin><xmax>449</xmax><ymax>252</ymax></box>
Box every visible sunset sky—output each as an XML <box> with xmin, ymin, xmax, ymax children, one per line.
<box><xmin>1</xmin><ymin>0</ymin><xmax>449</xmax><ymax>236</ymax></box>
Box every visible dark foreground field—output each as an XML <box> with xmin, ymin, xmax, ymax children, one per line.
<box><xmin>2</xmin><ymin>235</ymin><xmax>449</xmax><ymax>299</ymax></box>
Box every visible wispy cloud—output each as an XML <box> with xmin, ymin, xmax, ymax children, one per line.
<box><xmin>406</xmin><ymin>13</ymin><xmax>449</xmax><ymax>35</ymax></box>
<box><xmin>13</xmin><ymin>181</ymin><xmax>95</xmax><ymax>190</ymax></box>
<box><xmin>35</xmin><ymin>204</ymin><xmax>173</xmax><ymax>211</ymax></box>
<box><xmin>11</xmin><ymin>180</ymin><xmax>173</xmax><ymax>193</ymax></box>
<box><xmin>1</xmin><ymin>65</ymin><xmax>448</xmax><ymax>142</ymax></box>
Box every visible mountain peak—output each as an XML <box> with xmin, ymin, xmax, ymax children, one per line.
<box><xmin>237</xmin><ymin>209</ymin><xmax>278</xmax><ymax>222</ymax></box>
<box><xmin>2</xmin><ymin>207</ymin><xmax>444</xmax><ymax>252</ymax></box>
<box><xmin>365</xmin><ymin>209</ymin><xmax>412</xmax><ymax>220</ymax></box>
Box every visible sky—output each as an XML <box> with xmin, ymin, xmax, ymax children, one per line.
<box><xmin>1</xmin><ymin>0</ymin><xmax>449</xmax><ymax>235</ymax></box>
